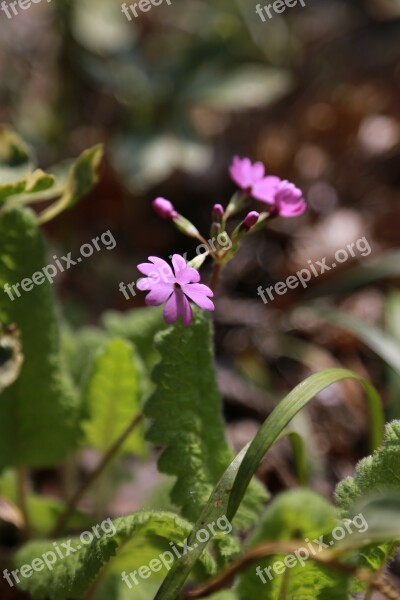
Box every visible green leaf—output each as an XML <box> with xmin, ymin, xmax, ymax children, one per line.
<box><xmin>344</xmin><ymin>492</ymin><xmax>400</xmax><ymax>546</ymax></box>
<box><xmin>154</xmin><ymin>368</ymin><xmax>383</xmax><ymax>600</ymax></box>
<box><xmin>305</xmin><ymin>304</ymin><xmax>400</xmax><ymax>376</ymax></box>
<box><xmin>62</xmin><ymin>324</ymin><xmax>109</xmax><ymax>389</ymax></box>
<box><xmin>335</xmin><ymin>420</ymin><xmax>400</xmax><ymax>513</ymax></box>
<box><xmin>102</xmin><ymin>306</ymin><xmax>166</xmax><ymax>368</ymax></box>
<box><xmin>145</xmin><ymin>310</ymin><xmax>266</xmax><ymax>524</ymax></box>
<box><xmin>14</xmin><ymin>511</ymin><xmax>214</xmax><ymax>600</ymax></box>
<box><xmin>385</xmin><ymin>290</ymin><xmax>400</xmax><ymax>419</ymax></box>
<box><xmin>305</xmin><ymin>250</ymin><xmax>400</xmax><ymax>299</ymax></box>
<box><xmin>0</xmin><ymin>125</ymin><xmax>34</xmax><ymax>185</ymax></box>
<box><xmin>0</xmin><ymin>325</ymin><xmax>23</xmax><ymax>392</ymax></box>
<box><xmin>0</xmin><ymin>170</ymin><xmax>56</xmax><ymax>204</ymax></box>
<box><xmin>193</xmin><ymin>66</ymin><xmax>293</xmax><ymax>111</ymax></box>
<box><xmin>0</xmin><ymin>471</ymin><xmax>89</xmax><ymax>538</ymax></box>
<box><xmin>0</xmin><ymin>207</ymin><xmax>80</xmax><ymax>469</ymax></box>
<box><xmin>335</xmin><ymin>422</ymin><xmax>400</xmax><ymax>591</ymax></box>
<box><xmin>37</xmin><ymin>144</ymin><xmax>103</xmax><ymax>224</ymax></box>
<box><xmin>228</xmin><ymin>369</ymin><xmax>383</xmax><ymax>521</ymax></box>
<box><xmin>236</xmin><ymin>489</ymin><xmax>349</xmax><ymax>600</ymax></box>
<box><xmin>0</xmin><ymin>127</ymin><xmax>59</xmax><ymax>204</ymax></box>
<box><xmin>83</xmin><ymin>338</ymin><xmax>146</xmax><ymax>457</ymax></box>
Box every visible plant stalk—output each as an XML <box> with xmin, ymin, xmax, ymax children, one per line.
<box><xmin>51</xmin><ymin>412</ymin><xmax>143</xmax><ymax>537</ymax></box>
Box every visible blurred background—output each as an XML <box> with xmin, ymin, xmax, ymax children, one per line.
<box><xmin>1</xmin><ymin>0</ymin><xmax>400</xmax><ymax>558</ymax></box>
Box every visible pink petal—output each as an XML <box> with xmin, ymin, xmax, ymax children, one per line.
<box><xmin>250</xmin><ymin>161</ymin><xmax>265</xmax><ymax>183</ymax></box>
<box><xmin>229</xmin><ymin>156</ymin><xmax>266</xmax><ymax>190</ymax></box>
<box><xmin>275</xmin><ymin>181</ymin><xmax>307</xmax><ymax>217</ymax></box>
<box><xmin>148</xmin><ymin>256</ymin><xmax>174</xmax><ymax>279</ymax></box>
<box><xmin>175</xmin><ymin>267</ymin><xmax>201</xmax><ymax>285</ymax></box>
<box><xmin>163</xmin><ymin>290</ymin><xmax>193</xmax><ymax>327</ymax></box>
<box><xmin>137</xmin><ymin>277</ymin><xmax>154</xmax><ymax>291</ymax></box>
<box><xmin>182</xmin><ymin>283</ymin><xmax>215</xmax><ymax>312</ymax></box>
<box><xmin>171</xmin><ymin>254</ymin><xmax>201</xmax><ymax>284</ymax></box>
<box><xmin>252</xmin><ymin>176</ymin><xmax>281</xmax><ymax>203</ymax></box>
<box><xmin>144</xmin><ymin>283</ymin><xmax>174</xmax><ymax>306</ymax></box>
<box><xmin>137</xmin><ymin>263</ymin><xmax>161</xmax><ymax>276</ymax></box>
<box><xmin>172</xmin><ymin>254</ymin><xmax>187</xmax><ymax>273</ymax></box>
<box><xmin>229</xmin><ymin>157</ymin><xmax>252</xmax><ymax>189</ymax></box>
<box><xmin>279</xmin><ymin>200</ymin><xmax>307</xmax><ymax>217</ymax></box>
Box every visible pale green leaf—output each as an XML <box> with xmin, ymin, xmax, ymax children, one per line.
<box><xmin>83</xmin><ymin>338</ymin><xmax>146</xmax><ymax>457</ymax></box>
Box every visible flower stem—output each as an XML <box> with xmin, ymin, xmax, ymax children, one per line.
<box><xmin>16</xmin><ymin>466</ymin><xmax>30</xmax><ymax>539</ymax></box>
<box><xmin>51</xmin><ymin>412</ymin><xmax>143</xmax><ymax>537</ymax></box>
<box><xmin>209</xmin><ymin>263</ymin><xmax>222</xmax><ymax>292</ymax></box>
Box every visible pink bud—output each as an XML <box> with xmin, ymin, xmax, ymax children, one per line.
<box><xmin>241</xmin><ymin>211</ymin><xmax>259</xmax><ymax>230</ymax></box>
<box><xmin>152</xmin><ymin>197</ymin><xmax>178</xmax><ymax>220</ymax></box>
<box><xmin>212</xmin><ymin>204</ymin><xmax>224</xmax><ymax>220</ymax></box>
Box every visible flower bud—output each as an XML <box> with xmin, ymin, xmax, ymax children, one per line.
<box><xmin>152</xmin><ymin>197</ymin><xmax>178</xmax><ymax>220</ymax></box>
<box><xmin>212</xmin><ymin>204</ymin><xmax>224</xmax><ymax>221</ymax></box>
<box><xmin>240</xmin><ymin>211</ymin><xmax>260</xmax><ymax>231</ymax></box>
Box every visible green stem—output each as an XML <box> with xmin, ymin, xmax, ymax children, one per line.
<box><xmin>16</xmin><ymin>466</ymin><xmax>30</xmax><ymax>539</ymax></box>
<box><xmin>278</xmin><ymin>568</ymin><xmax>290</xmax><ymax>600</ymax></box>
<box><xmin>51</xmin><ymin>412</ymin><xmax>143</xmax><ymax>537</ymax></box>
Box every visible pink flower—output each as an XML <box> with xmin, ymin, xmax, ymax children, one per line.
<box><xmin>152</xmin><ymin>197</ymin><xmax>178</xmax><ymax>220</ymax></box>
<box><xmin>229</xmin><ymin>157</ymin><xmax>307</xmax><ymax>216</ymax></box>
<box><xmin>259</xmin><ymin>179</ymin><xmax>307</xmax><ymax>217</ymax></box>
<box><xmin>229</xmin><ymin>156</ymin><xmax>279</xmax><ymax>201</ymax></box>
<box><xmin>137</xmin><ymin>254</ymin><xmax>214</xmax><ymax>327</ymax></box>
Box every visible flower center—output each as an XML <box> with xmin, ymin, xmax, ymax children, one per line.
<box><xmin>174</xmin><ymin>282</ymin><xmax>181</xmax><ymax>290</ymax></box>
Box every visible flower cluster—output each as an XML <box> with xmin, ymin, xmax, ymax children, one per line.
<box><xmin>229</xmin><ymin>156</ymin><xmax>306</xmax><ymax>217</ymax></box>
<box><xmin>137</xmin><ymin>156</ymin><xmax>307</xmax><ymax>326</ymax></box>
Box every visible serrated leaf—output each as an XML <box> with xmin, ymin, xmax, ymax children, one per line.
<box><xmin>83</xmin><ymin>338</ymin><xmax>146</xmax><ymax>457</ymax></box>
<box><xmin>335</xmin><ymin>420</ymin><xmax>400</xmax><ymax>513</ymax></box>
<box><xmin>37</xmin><ymin>144</ymin><xmax>103</xmax><ymax>224</ymax></box>
<box><xmin>0</xmin><ymin>207</ymin><xmax>80</xmax><ymax>469</ymax></box>
<box><xmin>145</xmin><ymin>310</ymin><xmax>266</xmax><ymax>525</ymax></box>
<box><xmin>335</xmin><ymin>422</ymin><xmax>400</xmax><ymax>590</ymax></box>
<box><xmin>14</xmin><ymin>511</ymin><xmax>214</xmax><ymax>600</ymax></box>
